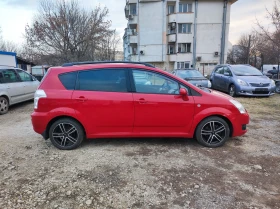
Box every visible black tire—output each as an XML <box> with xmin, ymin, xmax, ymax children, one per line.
<box><xmin>195</xmin><ymin>116</ymin><xmax>230</xmax><ymax>148</ymax></box>
<box><xmin>49</xmin><ymin>118</ymin><xmax>84</xmax><ymax>150</ymax></box>
<box><xmin>276</xmin><ymin>83</ymin><xmax>280</xmax><ymax>94</ymax></box>
<box><xmin>229</xmin><ymin>84</ymin><xmax>236</xmax><ymax>97</ymax></box>
<box><xmin>0</xmin><ymin>96</ymin><xmax>9</xmax><ymax>115</ymax></box>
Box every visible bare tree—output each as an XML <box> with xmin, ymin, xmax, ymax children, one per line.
<box><xmin>255</xmin><ymin>0</ymin><xmax>280</xmax><ymax>72</ymax></box>
<box><xmin>25</xmin><ymin>0</ymin><xmax>114</xmax><ymax>65</ymax></box>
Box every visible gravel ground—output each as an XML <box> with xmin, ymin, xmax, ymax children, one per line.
<box><xmin>0</xmin><ymin>95</ymin><xmax>279</xmax><ymax>209</ymax></box>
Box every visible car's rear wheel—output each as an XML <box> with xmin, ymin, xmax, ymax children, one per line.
<box><xmin>195</xmin><ymin>116</ymin><xmax>230</xmax><ymax>148</ymax></box>
<box><xmin>229</xmin><ymin>84</ymin><xmax>236</xmax><ymax>97</ymax></box>
<box><xmin>0</xmin><ymin>96</ymin><xmax>9</xmax><ymax>115</ymax></box>
<box><xmin>49</xmin><ymin>118</ymin><xmax>84</xmax><ymax>150</ymax></box>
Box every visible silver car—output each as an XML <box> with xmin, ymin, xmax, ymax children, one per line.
<box><xmin>0</xmin><ymin>66</ymin><xmax>40</xmax><ymax>114</ymax></box>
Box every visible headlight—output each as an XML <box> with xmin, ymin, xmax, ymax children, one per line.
<box><xmin>237</xmin><ymin>79</ymin><xmax>248</xmax><ymax>86</ymax></box>
<box><xmin>207</xmin><ymin>80</ymin><xmax>212</xmax><ymax>88</ymax></box>
<box><xmin>230</xmin><ymin>99</ymin><xmax>246</xmax><ymax>114</ymax></box>
<box><xmin>271</xmin><ymin>79</ymin><xmax>276</xmax><ymax>86</ymax></box>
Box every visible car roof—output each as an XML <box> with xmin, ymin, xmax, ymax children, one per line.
<box><xmin>62</xmin><ymin>61</ymin><xmax>155</xmax><ymax>68</ymax></box>
<box><xmin>0</xmin><ymin>65</ymin><xmax>17</xmax><ymax>69</ymax></box>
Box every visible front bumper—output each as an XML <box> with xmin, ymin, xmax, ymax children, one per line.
<box><xmin>231</xmin><ymin>112</ymin><xmax>250</xmax><ymax>137</ymax></box>
<box><xmin>236</xmin><ymin>85</ymin><xmax>276</xmax><ymax>96</ymax></box>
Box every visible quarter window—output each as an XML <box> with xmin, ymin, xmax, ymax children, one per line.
<box><xmin>178</xmin><ymin>23</ymin><xmax>191</xmax><ymax>33</ymax></box>
<box><xmin>59</xmin><ymin>72</ymin><xmax>77</xmax><ymax>90</ymax></box>
<box><xmin>132</xmin><ymin>70</ymin><xmax>179</xmax><ymax>94</ymax></box>
<box><xmin>78</xmin><ymin>69</ymin><xmax>128</xmax><ymax>92</ymax></box>
<box><xmin>0</xmin><ymin>69</ymin><xmax>20</xmax><ymax>83</ymax></box>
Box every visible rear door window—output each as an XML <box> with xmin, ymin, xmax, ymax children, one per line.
<box><xmin>78</xmin><ymin>69</ymin><xmax>128</xmax><ymax>92</ymax></box>
<box><xmin>0</xmin><ymin>69</ymin><xmax>20</xmax><ymax>83</ymax></box>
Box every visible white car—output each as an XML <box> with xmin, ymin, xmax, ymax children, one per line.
<box><xmin>0</xmin><ymin>66</ymin><xmax>40</xmax><ymax>114</ymax></box>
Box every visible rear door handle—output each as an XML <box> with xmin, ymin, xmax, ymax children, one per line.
<box><xmin>75</xmin><ymin>96</ymin><xmax>88</xmax><ymax>102</ymax></box>
<box><xmin>138</xmin><ymin>98</ymin><xmax>147</xmax><ymax>104</ymax></box>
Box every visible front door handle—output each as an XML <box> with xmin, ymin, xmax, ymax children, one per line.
<box><xmin>75</xmin><ymin>96</ymin><xmax>88</xmax><ymax>102</ymax></box>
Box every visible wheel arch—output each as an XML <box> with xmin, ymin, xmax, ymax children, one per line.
<box><xmin>0</xmin><ymin>94</ymin><xmax>10</xmax><ymax>105</ymax></box>
<box><xmin>45</xmin><ymin>115</ymin><xmax>87</xmax><ymax>140</ymax></box>
<box><xmin>193</xmin><ymin>114</ymin><xmax>233</xmax><ymax>138</ymax></box>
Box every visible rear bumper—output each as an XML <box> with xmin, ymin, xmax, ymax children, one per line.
<box><xmin>236</xmin><ymin>85</ymin><xmax>276</xmax><ymax>96</ymax></box>
<box><xmin>31</xmin><ymin>112</ymin><xmax>49</xmax><ymax>139</ymax></box>
<box><xmin>231</xmin><ymin>112</ymin><xmax>250</xmax><ymax>137</ymax></box>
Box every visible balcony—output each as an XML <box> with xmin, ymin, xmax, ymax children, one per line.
<box><xmin>168</xmin><ymin>13</ymin><xmax>194</xmax><ymax>23</ymax></box>
<box><xmin>168</xmin><ymin>54</ymin><xmax>177</xmax><ymax>62</ymax></box>
<box><xmin>130</xmin><ymin>35</ymin><xmax>138</xmax><ymax>44</ymax></box>
<box><xmin>167</xmin><ymin>34</ymin><xmax>176</xmax><ymax>42</ymax></box>
<box><xmin>128</xmin><ymin>14</ymin><xmax>138</xmax><ymax>24</ymax></box>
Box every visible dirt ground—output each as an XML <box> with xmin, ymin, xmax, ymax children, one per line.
<box><xmin>0</xmin><ymin>95</ymin><xmax>279</xmax><ymax>209</ymax></box>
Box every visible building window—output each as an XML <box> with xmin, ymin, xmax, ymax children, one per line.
<box><xmin>179</xmin><ymin>2</ymin><xmax>192</xmax><ymax>13</ymax></box>
<box><xmin>168</xmin><ymin>5</ymin><xmax>175</xmax><ymax>14</ymax></box>
<box><xmin>177</xmin><ymin>62</ymin><xmax>190</xmax><ymax>69</ymax></box>
<box><xmin>131</xmin><ymin>45</ymin><xmax>137</xmax><ymax>55</ymax></box>
<box><xmin>168</xmin><ymin>44</ymin><xmax>175</xmax><ymax>54</ymax></box>
<box><xmin>178</xmin><ymin>43</ymin><xmax>191</xmax><ymax>53</ymax></box>
<box><xmin>168</xmin><ymin>23</ymin><xmax>176</xmax><ymax>34</ymax></box>
<box><xmin>178</xmin><ymin>23</ymin><xmax>191</xmax><ymax>33</ymax></box>
<box><xmin>130</xmin><ymin>3</ymin><xmax>137</xmax><ymax>15</ymax></box>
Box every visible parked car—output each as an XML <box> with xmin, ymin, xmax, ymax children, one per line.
<box><xmin>210</xmin><ymin>64</ymin><xmax>276</xmax><ymax>97</ymax></box>
<box><xmin>0</xmin><ymin>66</ymin><xmax>40</xmax><ymax>114</ymax></box>
<box><xmin>31</xmin><ymin>61</ymin><xmax>249</xmax><ymax>150</ymax></box>
<box><xmin>173</xmin><ymin>69</ymin><xmax>211</xmax><ymax>88</ymax></box>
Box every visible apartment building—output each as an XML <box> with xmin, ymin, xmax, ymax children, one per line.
<box><xmin>123</xmin><ymin>0</ymin><xmax>237</xmax><ymax>72</ymax></box>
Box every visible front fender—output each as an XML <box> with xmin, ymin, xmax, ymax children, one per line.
<box><xmin>190</xmin><ymin>107</ymin><xmax>234</xmax><ymax>138</ymax></box>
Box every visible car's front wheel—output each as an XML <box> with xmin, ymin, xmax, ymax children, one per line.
<box><xmin>195</xmin><ymin>116</ymin><xmax>230</xmax><ymax>148</ymax></box>
<box><xmin>0</xmin><ymin>96</ymin><xmax>9</xmax><ymax>115</ymax></box>
<box><xmin>49</xmin><ymin>118</ymin><xmax>84</xmax><ymax>150</ymax></box>
<box><xmin>229</xmin><ymin>84</ymin><xmax>236</xmax><ymax>97</ymax></box>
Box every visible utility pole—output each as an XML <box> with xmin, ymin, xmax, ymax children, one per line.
<box><xmin>247</xmin><ymin>35</ymin><xmax>251</xmax><ymax>64</ymax></box>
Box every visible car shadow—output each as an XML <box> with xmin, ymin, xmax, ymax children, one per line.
<box><xmin>9</xmin><ymin>100</ymin><xmax>34</xmax><ymax>111</ymax></box>
<box><xmin>82</xmin><ymin>137</ymin><xmax>199</xmax><ymax>148</ymax></box>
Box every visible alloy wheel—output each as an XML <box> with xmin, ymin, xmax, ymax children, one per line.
<box><xmin>0</xmin><ymin>97</ymin><xmax>8</xmax><ymax>114</ymax></box>
<box><xmin>52</xmin><ymin>123</ymin><xmax>79</xmax><ymax>148</ymax></box>
<box><xmin>200</xmin><ymin>121</ymin><xmax>226</xmax><ymax>145</ymax></box>
<box><xmin>229</xmin><ymin>85</ymin><xmax>235</xmax><ymax>97</ymax></box>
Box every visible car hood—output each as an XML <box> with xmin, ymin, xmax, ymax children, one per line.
<box><xmin>210</xmin><ymin>89</ymin><xmax>233</xmax><ymax>100</ymax></box>
<box><xmin>237</xmin><ymin>75</ymin><xmax>271</xmax><ymax>83</ymax></box>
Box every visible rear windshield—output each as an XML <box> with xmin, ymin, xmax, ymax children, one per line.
<box><xmin>58</xmin><ymin>72</ymin><xmax>77</xmax><ymax>90</ymax></box>
<box><xmin>177</xmin><ymin>70</ymin><xmax>204</xmax><ymax>79</ymax></box>
<box><xmin>232</xmin><ymin>66</ymin><xmax>263</xmax><ymax>76</ymax></box>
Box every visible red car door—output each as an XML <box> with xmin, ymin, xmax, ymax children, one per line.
<box><xmin>72</xmin><ymin>69</ymin><xmax>134</xmax><ymax>137</ymax></box>
<box><xmin>131</xmin><ymin>69</ymin><xmax>195</xmax><ymax>136</ymax></box>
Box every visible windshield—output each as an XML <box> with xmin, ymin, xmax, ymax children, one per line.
<box><xmin>177</xmin><ymin>70</ymin><xmax>204</xmax><ymax>79</ymax></box>
<box><xmin>231</xmin><ymin>66</ymin><xmax>263</xmax><ymax>76</ymax></box>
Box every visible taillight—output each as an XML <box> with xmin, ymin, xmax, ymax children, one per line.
<box><xmin>34</xmin><ymin>90</ymin><xmax>47</xmax><ymax>109</ymax></box>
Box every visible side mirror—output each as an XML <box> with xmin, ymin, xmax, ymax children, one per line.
<box><xmin>224</xmin><ymin>72</ymin><xmax>230</xmax><ymax>76</ymax></box>
<box><xmin>179</xmin><ymin>88</ymin><xmax>188</xmax><ymax>96</ymax></box>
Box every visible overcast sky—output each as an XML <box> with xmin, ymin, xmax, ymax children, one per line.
<box><xmin>0</xmin><ymin>0</ymin><xmax>275</xmax><ymax>48</ymax></box>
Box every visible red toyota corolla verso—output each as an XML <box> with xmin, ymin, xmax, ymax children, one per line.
<box><xmin>31</xmin><ymin>62</ymin><xmax>249</xmax><ymax>150</ymax></box>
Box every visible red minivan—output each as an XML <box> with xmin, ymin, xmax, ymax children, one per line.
<box><xmin>31</xmin><ymin>62</ymin><xmax>249</xmax><ymax>150</ymax></box>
